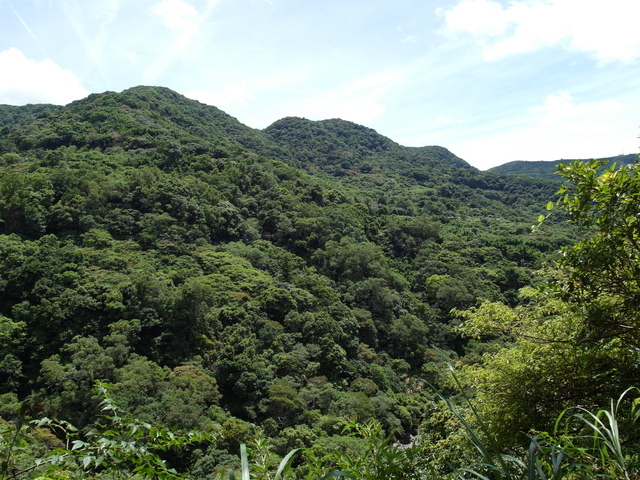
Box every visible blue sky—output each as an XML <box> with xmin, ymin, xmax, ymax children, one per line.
<box><xmin>1</xmin><ymin>0</ymin><xmax>638</xmax><ymax>170</ymax></box>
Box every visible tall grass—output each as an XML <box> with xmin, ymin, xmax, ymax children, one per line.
<box><xmin>219</xmin><ymin>383</ymin><xmax>639</xmax><ymax>480</ymax></box>
<box><xmin>223</xmin><ymin>442</ymin><xmax>300</xmax><ymax>480</ymax></box>
<box><xmin>441</xmin><ymin>372</ymin><xmax>640</xmax><ymax>480</ymax></box>
<box><xmin>554</xmin><ymin>387</ymin><xmax>639</xmax><ymax>480</ymax></box>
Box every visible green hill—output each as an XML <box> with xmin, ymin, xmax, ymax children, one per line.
<box><xmin>0</xmin><ymin>86</ymin><xmax>589</xmax><ymax>476</ymax></box>
<box><xmin>488</xmin><ymin>153</ymin><xmax>638</xmax><ymax>180</ymax></box>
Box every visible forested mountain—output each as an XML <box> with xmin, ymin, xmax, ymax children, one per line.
<box><xmin>1</xmin><ymin>86</ymin><xmax>636</xmax><ymax>479</ymax></box>
<box><xmin>488</xmin><ymin>153</ymin><xmax>638</xmax><ymax>180</ymax></box>
<box><xmin>0</xmin><ymin>103</ymin><xmax>61</xmax><ymax>127</ymax></box>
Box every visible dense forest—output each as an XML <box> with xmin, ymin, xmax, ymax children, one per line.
<box><xmin>0</xmin><ymin>86</ymin><xmax>638</xmax><ymax>479</ymax></box>
<box><xmin>488</xmin><ymin>153</ymin><xmax>638</xmax><ymax>180</ymax></box>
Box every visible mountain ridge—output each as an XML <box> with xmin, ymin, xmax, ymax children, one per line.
<box><xmin>488</xmin><ymin>154</ymin><xmax>638</xmax><ymax>180</ymax></box>
<box><xmin>1</xmin><ymin>86</ymin><xmax>474</xmax><ymax>173</ymax></box>
<box><xmin>3</xmin><ymin>86</ymin><xmax>632</xmax><ymax>178</ymax></box>
<box><xmin>0</xmin><ymin>85</ymin><xmax>561</xmax><ymax>226</ymax></box>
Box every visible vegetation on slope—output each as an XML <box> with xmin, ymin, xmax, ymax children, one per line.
<box><xmin>488</xmin><ymin>153</ymin><xmax>638</xmax><ymax>180</ymax></box>
<box><xmin>1</xmin><ymin>86</ymin><xmax>636</xmax><ymax>478</ymax></box>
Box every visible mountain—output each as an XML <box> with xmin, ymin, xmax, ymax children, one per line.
<box><xmin>0</xmin><ymin>86</ymin><xmax>578</xmax><ymax>471</ymax></box>
<box><xmin>263</xmin><ymin>116</ymin><xmax>471</xmax><ymax>173</ymax></box>
<box><xmin>0</xmin><ymin>86</ymin><xmax>560</xmax><ymax>219</ymax></box>
<box><xmin>488</xmin><ymin>153</ymin><xmax>638</xmax><ymax>180</ymax></box>
<box><xmin>0</xmin><ymin>103</ymin><xmax>61</xmax><ymax>127</ymax></box>
<box><xmin>0</xmin><ymin>86</ymin><xmax>284</xmax><ymax>156</ymax></box>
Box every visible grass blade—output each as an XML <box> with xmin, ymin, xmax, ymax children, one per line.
<box><xmin>273</xmin><ymin>448</ymin><xmax>300</xmax><ymax>480</ymax></box>
<box><xmin>240</xmin><ymin>443</ymin><xmax>250</xmax><ymax>480</ymax></box>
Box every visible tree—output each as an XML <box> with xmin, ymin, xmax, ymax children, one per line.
<box><xmin>261</xmin><ymin>379</ymin><xmax>308</xmax><ymax>427</ymax></box>
<box><xmin>0</xmin><ymin>171</ymin><xmax>53</xmax><ymax>236</ymax></box>
<box><xmin>454</xmin><ymin>287</ymin><xmax>636</xmax><ymax>446</ymax></box>
<box><xmin>453</xmin><ymin>158</ymin><xmax>640</xmax><ymax>447</ymax></box>
<box><xmin>550</xmin><ymin>159</ymin><xmax>640</xmax><ymax>346</ymax></box>
<box><xmin>0</xmin><ymin>315</ymin><xmax>26</xmax><ymax>392</ymax></box>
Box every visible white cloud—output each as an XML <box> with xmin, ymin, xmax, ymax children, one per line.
<box><xmin>445</xmin><ymin>93</ymin><xmax>636</xmax><ymax>169</ymax></box>
<box><xmin>146</xmin><ymin>0</ymin><xmax>218</xmax><ymax>81</ymax></box>
<box><xmin>438</xmin><ymin>0</ymin><xmax>510</xmax><ymax>37</ymax></box>
<box><xmin>187</xmin><ymin>84</ymin><xmax>255</xmax><ymax>110</ymax></box>
<box><xmin>439</xmin><ymin>0</ymin><xmax>640</xmax><ymax>63</ymax></box>
<box><xmin>525</xmin><ymin>93</ymin><xmax>630</xmax><ymax>156</ymax></box>
<box><xmin>531</xmin><ymin>92</ymin><xmax>624</xmax><ymax>123</ymax></box>
<box><xmin>294</xmin><ymin>70</ymin><xmax>407</xmax><ymax>125</ymax></box>
<box><xmin>152</xmin><ymin>0</ymin><xmax>201</xmax><ymax>33</ymax></box>
<box><xmin>0</xmin><ymin>48</ymin><xmax>89</xmax><ymax>105</ymax></box>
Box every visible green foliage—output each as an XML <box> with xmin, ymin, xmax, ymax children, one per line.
<box><xmin>448</xmin><ymin>158</ymin><xmax>640</xmax><ymax>463</ymax></box>
<box><xmin>305</xmin><ymin>420</ymin><xmax>418</xmax><ymax>480</ymax></box>
<box><xmin>68</xmin><ymin>381</ymin><xmax>211</xmax><ymax>479</ymax></box>
<box><xmin>0</xmin><ymin>381</ymin><xmax>211</xmax><ymax>480</ymax></box>
<box><xmin>554</xmin><ymin>387</ymin><xmax>640</xmax><ymax>480</ymax></box>
<box><xmin>453</xmin><ymin>285</ymin><xmax>640</xmax><ymax>447</ymax></box>
<box><xmin>228</xmin><ymin>441</ymin><xmax>300</xmax><ymax>480</ymax></box>
<box><xmin>551</xmin><ymin>160</ymin><xmax>640</xmax><ymax>345</ymax></box>
<box><xmin>0</xmin><ymin>169</ymin><xmax>53</xmax><ymax>236</ymax></box>
<box><xmin>442</xmin><ymin>383</ymin><xmax>640</xmax><ymax>480</ymax></box>
<box><xmin>0</xmin><ymin>411</ymin><xmax>74</xmax><ymax>480</ymax></box>
<box><xmin>0</xmin><ymin>86</ymin><xmax>598</xmax><ymax>478</ymax></box>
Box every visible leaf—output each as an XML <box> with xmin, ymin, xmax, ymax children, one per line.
<box><xmin>632</xmin><ymin>397</ymin><xmax>640</xmax><ymax>422</ymax></box>
<box><xmin>71</xmin><ymin>439</ymin><xmax>89</xmax><ymax>450</ymax></box>
<box><xmin>318</xmin><ymin>471</ymin><xmax>358</xmax><ymax>480</ymax></box>
<box><xmin>273</xmin><ymin>448</ymin><xmax>300</xmax><ymax>480</ymax></box>
<box><xmin>81</xmin><ymin>455</ymin><xmax>93</xmax><ymax>469</ymax></box>
<box><xmin>240</xmin><ymin>444</ymin><xmax>250</xmax><ymax>480</ymax></box>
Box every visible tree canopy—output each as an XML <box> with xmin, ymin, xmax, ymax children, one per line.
<box><xmin>0</xmin><ymin>86</ymin><xmax>636</xmax><ymax>479</ymax></box>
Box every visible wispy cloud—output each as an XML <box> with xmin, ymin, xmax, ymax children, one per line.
<box><xmin>145</xmin><ymin>0</ymin><xmax>220</xmax><ymax>81</ymax></box>
<box><xmin>0</xmin><ymin>48</ymin><xmax>89</xmax><ymax>105</ymax></box>
<box><xmin>439</xmin><ymin>0</ymin><xmax>640</xmax><ymax>63</ymax></box>
<box><xmin>60</xmin><ymin>0</ymin><xmax>120</xmax><ymax>84</ymax></box>
<box><xmin>293</xmin><ymin>70</ymin><xmax>408</xmax><ymax>125</ymax></box>
<box><xmin>7</xmin><ymin>0</ymin><xmax>49</xmax><ymax>57</ymax></box>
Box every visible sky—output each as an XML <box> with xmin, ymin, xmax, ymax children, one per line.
<box><xmin>0</xmin><ymin>0</ymin><xmax>639</xmax><ymax>170</ymax></box>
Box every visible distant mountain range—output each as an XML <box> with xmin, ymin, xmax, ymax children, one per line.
<box><xmin>488</xmin><ymin>154</ymin><xmax>638</xmax><ymax>181</ymax></box>
<box><xmin>3</xmin><ymin>86</ymin><xmax>633</xmax><ymax>185</ymax></box>
<box><xmin>0</xmin><ymin>86</ymin><xmax>560</xmax><ymax>220</ymax></box>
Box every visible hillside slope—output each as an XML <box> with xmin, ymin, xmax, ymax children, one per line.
<box><xmin>0</xmin><ymin>86</ymin><xmax>574</xmax><ymax>467</ymax></box>
<box><xmin>489</xmin><ymin>153</ymin><xmax>638</xmax><ymax>180</ymax></box>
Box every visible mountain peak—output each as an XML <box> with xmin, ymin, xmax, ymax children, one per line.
<box><xmin>1</xmin><ymin>86</ymin><xmax>474</xmax><ymax>174</ymax></box>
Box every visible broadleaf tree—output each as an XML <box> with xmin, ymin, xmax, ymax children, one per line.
<box><xmin>454</xmin><ymin>158</ymin><xmax>640</xmax><ymax>447</ymax></box>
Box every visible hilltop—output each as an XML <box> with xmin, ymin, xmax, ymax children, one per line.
<box><xmin>489</xmin><ymin>153</ymin><xmax>638</xmax><ymax>180</ymax></box>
